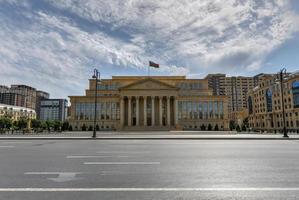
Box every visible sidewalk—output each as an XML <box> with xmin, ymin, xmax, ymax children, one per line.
<box><xmin>0</xmin><ymin>131</ymin><xmax>298</xmax><ymax>140</ymax></box>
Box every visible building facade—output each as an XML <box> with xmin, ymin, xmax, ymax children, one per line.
<box><xmin>205</xmin><ymin>74</ymin><xmax>254</xmax><ymax>113</ymax></box>
<box><xmin>10</xmin><ymin>85</ymin><xmax>37</xmax><ymax>110</ymax></box>
<box><xmin>39</xmin><ymin>99</ymin><xmax>68</xmax><ymax>121</ymax></box>
<box><xmin>69</xmin><ymin>76</ymin><xmax>229</xmax><ymax>131</ymax></box>
<box><xmin>36</xmin><ymin>90</ymin><xmax>50</xmax><ymax>120</ymax></box>
<box><xmin>248</xmin><ymin>72</ymin><xmax>299</xmax><ymax>133</ymax></box>
<box><xmin>0</xmin><ymin>103</ymin><xmax>36</xmax><ymax>121</ymax></box>
<box><xmin>0</xmin><ymin>92</ymin><xmax>25</xmax><ymax>107</ymax></box>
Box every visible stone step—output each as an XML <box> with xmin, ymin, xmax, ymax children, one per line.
<box><xmin>122</xmin><ymin>126</ymin><xmax>174</xmax><ymax>131</ymax></box>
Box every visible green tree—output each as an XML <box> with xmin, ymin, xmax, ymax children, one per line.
<box><xmin>200</xmin><ymin>124</ymin><xmax>206</xmax><ymax>131</ymax></box>
<box><xmin>82</xmin><ymin>124</ymin><xmax>87</xmax><ymax>131</ymax></box>
<box><xmin>45</xmin><ymin>120</ymin><xmax>53</xmax><ymax>132</ymax></box>
<box><xmin>68</xmin><ymin>125</ymin><xmax>73</xmax><ymax>131</ymax></box>
<box><xmin>0</xmin><ymin>117</ymin><xmax>12</xmax><ymax>133</ymax></box>
<box><xmin>214</xmin><ymin>124</ymin><xmax>219</xmax><ymax>131</ymax></box>
<box><xmin>96</xmin><ymin>124</ymin><xmax>100</xmax><ymax>131</ymax></box>
<box><xmin>229</xmin><ymin>120</ymin><xmax>236</xmax><ymax>131</ymax></box>
<box><xmin>31</xmin><ymin>119</ymin><xmax>41</xmax><ymax>132</ymax></box>
<box><xmin>241</xmin><ymin>124</ymin><xmax>247</xmax><ymax>132</ymax></box>
<box><xmin>53</xmin><ymin>120</ymin><xmax>62</xmax><ymax>132</ymax></box>
<box><xmin>17</xmin><ymin>117</ymin><xmax>28</xmax><ymax>134</ymax></box>
<box><xmin>61</xmin><ymin>121</ymin><xmax>69</xmax><ymax>131</ymax></box>
<box><xmin>208</xmin><ymin>124</ymin><xmax>212</xmax><ymax>131</ymax></box>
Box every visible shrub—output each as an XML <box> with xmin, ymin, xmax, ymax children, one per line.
<box><xmin>200</xmin><ymin>124</ymin><xmax>206</xmax><ymax>131</ymax></box>
<box><xmin>208</xmin><ymin>124</ymin><xmax>212</xmax><ymax>131</ymax></box>
<box><xmin>214</xmin><ymin>124</ymin><xmax>219</xmax><ymax>131</ymax></box>
<box><xmin>82</xmin><ymin>124</ymin><xmax>87</xmax><ymax>131</ymax></box>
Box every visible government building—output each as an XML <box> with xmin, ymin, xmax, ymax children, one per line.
<box><xmin>69</xmin><ymin>76</ymin><xmax>229</xmax><ymax>131</ymax></box>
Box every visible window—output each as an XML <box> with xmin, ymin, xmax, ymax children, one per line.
<box><xmin>248</xmin><ymin>96</ymin><xmax>253</xmax><ymax>114</ymax></box>
<box><xmin>266</xmin><ymin>89</ymin><xmax>273</xmax><ymax>112</ymax></box>
<box><xmin>292</xmin><ymin>81</ymin><xmax>299</xmax><ymax>108</ymax></box>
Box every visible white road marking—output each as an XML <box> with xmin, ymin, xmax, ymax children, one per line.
<box><xmin>0</xmin><ymin>146</ymin><xmax>15</xmax><ymax>148</ymax></box>
<box><xmin>96</xmin><ymin>151</ymin><xmax>151</xmax><ymax>154</ymax></box>
<box><xmin>67</xmin><ymin>155</ymin><xmax>129</xmax><ymax>158</ymax></box>
<box><xmin>84</xmin><ymin>162</ymin><xmax>160</xmax><ymax>165</ymax></box>
<box><xmin>1</xmin><ymin>187</ymin><xmax>299</xmax><ymax>192</ymax></box>
<box><xmin>1</xmin><ymin>141</ymin><xmax>32</xmax><ymax>144</ymax></box>
<box><xmin>24</xmin><ymin>172</ymin><xmax>82</xmax><ymax>182</ymax></box>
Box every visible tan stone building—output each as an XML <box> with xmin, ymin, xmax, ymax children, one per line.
<box><xmin>248</xmin><ymin>72</ymin><xmax>299</xmax><ymax>133</ymax></box>
<box><xmin>69</xmin><ymin>76</ymin><xmax>229</xmax><ymax>131</ymax></box>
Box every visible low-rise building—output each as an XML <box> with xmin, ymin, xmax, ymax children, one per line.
<box><xmin>248</xmin><ymin>72</ymin><xmax>299</xmax><ymax>133</ymax></box>
<box><xmin>0</xmin><ymin>103</ymin><xmax>36</xmax><ymax>121</ymax></box>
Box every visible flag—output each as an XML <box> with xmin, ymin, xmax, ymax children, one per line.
<box><xmin>149</xmin><ymin>61</ymin><xmax>159</xmax><ymax>68</ymax></box>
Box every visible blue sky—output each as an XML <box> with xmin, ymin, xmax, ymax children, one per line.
<box><xmin>0</xmin><ymin>0</ymin><xmax>299</xmax><ymax>98</ymax></box>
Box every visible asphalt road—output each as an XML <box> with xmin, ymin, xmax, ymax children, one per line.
<box><xmin>0</xmin><ymin>139</ymin><xmax>299</xmax><ymax>199</ymax></box>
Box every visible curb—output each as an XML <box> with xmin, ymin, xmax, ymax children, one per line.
<box><xmin>0</xmin><ymin>137</ymin><xmax>298</xmax><ymax>140</ymax></box>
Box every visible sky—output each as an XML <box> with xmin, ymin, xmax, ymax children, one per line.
<box><xmin>0</xmin><ymin>0</ymin><xmax>299</xmax><ymax>98</ymax></box>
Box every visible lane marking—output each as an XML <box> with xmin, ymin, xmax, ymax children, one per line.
<box><xmin>67</xmin><ymin>155</ymin><xmax>129</xmax><ymax>158</ymax></box>
<box><xmin>84</xmin><ymin>162</ymin><xmax>160</xmax><ymax>165</ymax></box>
<box><xmin>24</xmin><ymin>172</ymin><xmax>82</xmax><ymax>182</ymax></box>
<box><xmin>96</xmin><ymin>151</ymin><xmax>151</xmax><ymax>154</ymax></box>
<box><xmin>1</xmin><ymin>188</ymin><xmax>299</xmax><ymax>192</ymax></box>
<box><xmin>0</xmin><ymin>146</ymin><xmax>15</xmax><ymax>148</ymax></box>
<box><xmin>1</xmin><ymin>141</ymin><xmax>32</xmax><ymax>144</ymax></box>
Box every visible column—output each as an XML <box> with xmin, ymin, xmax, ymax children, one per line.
<box><xmin>159</xmin><ymin>96</ymin><xmax>163</xmax><ymax>126</ymax></box>
<box><xmin>120</xmin><ymin>97</ymin><xmax>124</xmax><ymax>127</ymax></box>
<box><xmin>167</xmin><ymin>96</ymin><xmax>171</xmax><ymax>126</ymax></box>
<box><xmin>128</xmin><ymin>96</ymin><xmax>132</xmax><ymax>126</ymax></box>
<box><xmin>143</xmin><ymin>96</ymin><xmax>147</xmax><ymax>126</ymax></box>
<box><xmin>136</xmin><ymin>96</ymin><xmax>140</xmax><ymax>126</ymax></box>
<box><xmin>151</xmin><ymin>96</ymin><xmax>155</xmax><ymax>126</ymax></box>
<box><xmin>174</xmin><ymin>97</ymin><xmax>178</xmax><ymax>126</ymax></box>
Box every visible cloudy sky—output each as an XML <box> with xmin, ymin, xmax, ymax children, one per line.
<box><xmin>0</xmin><ymin>0</ymin><xmax>299</xmax><ymax>98</ymax></box>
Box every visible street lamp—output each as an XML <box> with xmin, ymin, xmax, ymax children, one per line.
<box><xmin>279</xmin><ymin>68</ymin><xmax>288</xmax><ymax>138</ymax></box>
<box><xmin>92</xmin><ymin>69</ymin><xmax>100</xmax><ymax>138</ymax></box>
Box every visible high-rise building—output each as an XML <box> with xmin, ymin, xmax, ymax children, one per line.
<box><xmin>10</xmin><ymin>85</ymin><xmax>37</xmax><ymax>110</ymax></box>
<box><xmin>205</xmin><ymin>74</ymin><xmax>254</xmax><ymax>112</ymax></box>
<box><xmin>248</xmin><ymin>72</ymin><xmax>299</xmax><ymax>133</ymax></box>
<box><xmin>40</xmin><ymin>99</ymin><xmax>68</xmax><ymax>121</ymax></box>
<box><xmin>0</xmin><ymin>93</ymin><xmax>25</xmax><ymax>107</ymax></box>
<box><xmin>36</xmin><ymin>90</ymin><xmax>50</xmax><ymax>120</ymax></box>
<box><xmin>0</xmin><ymin>85</ymin><xmax>9</xmax><ymax>93</ymax></box>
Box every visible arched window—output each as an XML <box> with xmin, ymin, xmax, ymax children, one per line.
<box><xmin>293</xmin><ymin>81</ymin><xmax>299</xmax><ymax>108</ymax></box>
<box><xmin>266</xmin><ymin>89</ymin><xmax>272</xmax><ymax>112</ymax></box>
<box><xmin>248</xmin><ymin>96</ymin><xmax>253</xmax><ymax>114</ymax></box>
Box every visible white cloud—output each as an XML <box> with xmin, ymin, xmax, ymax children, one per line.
<box><xmin>0</xmin><ymin>0</ymin><xmax>298</xmax><ymax>97</ymax></box>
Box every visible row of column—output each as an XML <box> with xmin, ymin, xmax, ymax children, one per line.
<box><xmin>120</xmin><ymin>96</ymin><xmax>178</xmax><ymax>127</ymax></box>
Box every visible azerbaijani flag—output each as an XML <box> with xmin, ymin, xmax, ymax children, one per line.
<box><xmin>149</xmin><ymin>61</ymin><xmax>159</xmax><ymax>68</ymax></box>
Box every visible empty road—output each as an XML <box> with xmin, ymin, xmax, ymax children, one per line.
<box><xmin>0</xmin><ymin>139</ymin><xmax>299</xmax><ymax>199</ymax></box>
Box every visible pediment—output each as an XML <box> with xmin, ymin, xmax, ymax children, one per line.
<box><xmin>120</xmin><ymin>78</ymin><xmax>178</xmax><ymax>90</ymax></box>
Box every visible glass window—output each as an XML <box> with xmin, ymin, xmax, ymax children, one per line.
<box><xmin>178</xmin><ymin>101</ymin><xmax>182</xmax><ymax>120</ymax></box>
<box><xmin>293</xmin><ymin>81</ymin><xmax>299</xmax><ymax>108</ymax></box>
<box><xmin>219</xmin><ymin>101</ymin><xmax>223</xmax><ymax>119</ymax></box>
<box><xmin>198</xmin><ymin>102</ymin><xmax>203</xmax><ymax>119</ymax></box>
<box><xmin>248</xmin><ymin>96</ymin><xmax>253</xmax><ymax>114</ymax></box>
<box><xmin>203</xmin><ymin>102</ymin><xmax>208</xmax><ymax>119</ymax></box>
<box><xmin>187</xmin><ymin>101</ymin><xmax>192</xmax><ymax>119</ymax></box>
<box><xmin>266</xmin><ymin>89</ymin><xmax>273</xmax><ymax>112</ymax></box>
<box><xmin>209</xmin><ymin>102</ymin><xmax>213</xmax><ymax>118</ymax></box>
<box><xmin>214</xmin><ymin>101</ymin><xmax>218</xmax><ymax>118</ymax></box>
<box><xmin>193</xmin><ymin>102</ymin><xmax>198</xmax><ymax>119</ymax></box>
<box><xmin>182</xmin><ymin>101</ymin><xmax>187</xmax><ymax>120</ymax></box>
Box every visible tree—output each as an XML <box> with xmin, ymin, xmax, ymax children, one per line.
<box><xmin>53</xmin><ymin>120</ymin><xmax>62</xmax><ymax>132</ymax></box>
<box><xmin>68</xmin><ymin>125</ymin><xmax>73</xmax><ymax>131</ymax></box>
<box><xmin>61</xmin><ymin>121</ymin><xmax>69</xmax><ymax>131</ymax></box>
<box><xmin>241</xmin><ymin>124</ymin><xmax>246</xmax><ymax>132</ymax></box>
<box><xmin>17</xmin><ymin>117</ymin><xmax>28</xmax><ymax>134</ymax></box>
<box><xmin>200</xmin><ymin>124</ymin><xmax>206</xmax><ymax>131</ymax></box>
<box><xmin>229</xmin><ymin>120</ymin><xmax>236</xmax><ymax>131</ymax></box>
<box><xmin>0</xmin><ymin>117</ymin><xmax>12</xmax><ymax>133</ymax></box>
<box><xmin>208</xmin><ymin>124</ymin><xmax>212</xmax><ymax>131</ymax></box>
<box><xmin>236</xmin><ymin>125</ymin><xmax>241</xmax><ymax>132</ymax></box>
<box><xmin>88</xmin><ymin>125</ymin><xmax>93</xmax><ymax>131</ymax></box>
<box><xmin>82</xmin><ymin>124</ymin><xmax>87</xmax><ymax>131</ymax></box>
<box><xmin>31</xmin><ymin>119</ymin><xmax>41</xmax><ymax>132</ymax></box>
<box><xmin>96</xmin><ymin>124</ymin><xmax>100</xmax><ymax>131</ymax></box>
<box><xmin>45</xmin><ymin>120</ymin><xmax>53</xmax><ymax>132</ymax></box>
<box><xmin>214</xmin><ymin>124</ymin><xmax>219</xmax><ymax>131</ymax></box>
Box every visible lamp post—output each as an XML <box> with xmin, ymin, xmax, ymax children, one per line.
<box><xmin>92</xmin><ymin>69</ymin><xmax>100</xmax><ymax>138</ymax></box>
<box><xmin>279</xmin><ymin>68</ymin><xmax>288</xmax><ymax>138</ymax></box>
